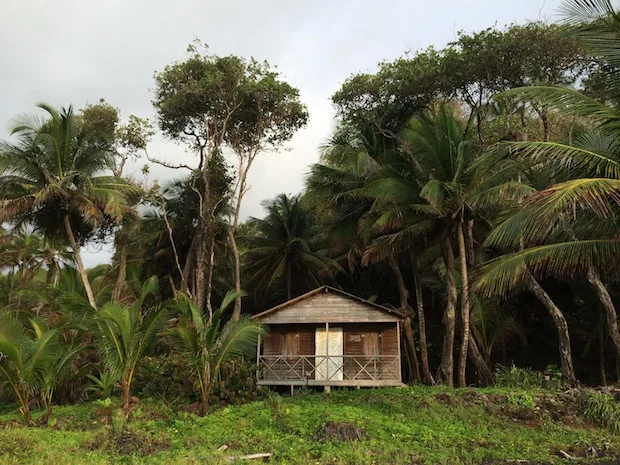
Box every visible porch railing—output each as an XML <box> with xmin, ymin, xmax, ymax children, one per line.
<box><xmin>258</xmin><ymin>355</ymin><xmax>400</xmax><ymax>382</ymax></box>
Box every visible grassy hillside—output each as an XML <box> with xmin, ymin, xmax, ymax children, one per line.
<box><xmin>0</xmin><ymin>387</ymin><xmax>619</xmax><ymax>465</ymax></box>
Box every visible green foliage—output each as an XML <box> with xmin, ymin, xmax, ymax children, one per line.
<box><xmin>95</xmin><ymin>276</ymin><xmax>171</xmax><ymax>412</ymax></box>
<box><xmin>153</xmin><ymin>40</ymin><xmax>308</xmax><ymax>155</ymax></box>
<box><xmin>133</xmin><ymin>354</ymin><xmax>198</xmax><ymax>404</ymax></box>
<box><xmin>211</xmin><ymin>360</ymin><xmax>260</xmax><ymax>406</ymax></box>
<box><xmin>495</xmin><ymin>364</ymin><xmax>544</xmax><ymax>389</ymax></box>
<box><xmin>86</xmin><ymin>372</ymin><xmax>118</xmax><ymax>400</ymax></box>
<box><xmin>0</xmin><ymin>314</ymin><xmax>80</xmax><ymax>425</ymax></box>
<box><xmin>333</xmin><ymin>22</ymin><xmax>585</xmax><ymax>134</ymax></box>
<box><xmin>243</xmin><ymin>193</ymin><xmax>342</xmax><ymax>303</ymax></box>
<box><xmin>507</xmin><ymin>392</ymin><xmax>536</xmax><ymax>409</ymax></box>
<box><xmin>585</xmin><ymin>391</ymin><xmax>620</xmax><ymax>433</ymax></box>
<box><xmin>167</xmin><ymin>291</ymin><xmax>264</xmax><ymax>415</ymax></box>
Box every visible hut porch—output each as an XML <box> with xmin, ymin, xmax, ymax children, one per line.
<box><xmin>253</xmin><ymin>287</ymin><xmax>404</xmax><ymax>388</ymax></box>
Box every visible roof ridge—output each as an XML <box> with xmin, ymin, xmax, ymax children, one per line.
<box><xmin>252</xmin><ymin>286</ymin><xmax>404</xmax><ymax>320</ymax></box>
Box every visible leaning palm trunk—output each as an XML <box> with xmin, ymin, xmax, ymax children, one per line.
<box><xmin>468</xmin><ymin>332</ymin><xmax>494</xmax><ymax>386</ymax></box>
<box><xmin>525</xmin><ymin>271</ymin><xmax>577</xmax><ymax>387</ymax></box>
<box><xmin>388</xmin><ymin>255</ymin><xmax>421</xmax><ymax>383</ymax></box>
<box><xmin>456</xmin><ymin>220</ymin><xmax>470</xmax><ymax>387</ymax></box>
<box><xmin>438</xmin><ymin>238</ymin><xmax>457</xmax><ymax>386</ymax></box>
<box><xmin>63</xmin><ymin>214</ymin><xmax>97</xmax><ymax>309</ymax></box>
<box><xmin>587</xmin><ymin>267</ymin><xmax>620</xmax><ymax>368</ymax></box>
<box><xmin>411</xmin><ymin>258</ymin><xmax>434</xmax><ymax>385</ymax></box>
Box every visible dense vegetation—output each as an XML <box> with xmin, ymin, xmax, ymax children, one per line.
<box><xmin>2</xmin><ymin>0</ymin><xmax>620</xmax><ymax>462</ymax></box>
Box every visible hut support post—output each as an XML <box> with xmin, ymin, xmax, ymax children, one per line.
<box><xmin>397</xmin><ymin>321</ymin><xmax>402</xmax><ymax>383</ymax></box>
<box><xmin>325</xmin><ymin>322</ymin><xmax>330</xmax><ymax>392</ymax></box>
<box><xmin>256</xmin><ymin>334</ymin><xmax>261</xmax><ymax>381</ymax></box>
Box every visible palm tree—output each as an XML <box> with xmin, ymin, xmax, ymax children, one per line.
<box><xmin>307</xmin><ymin>129</ymin><xmax>428</xmax><ymax>384</ymax></box>
<box><xmin>361</xmin><ymin>104</ymin><xmax>503</xmax><ymax>386</ymax></box>
<box><xmin>0</xmin><ymin>104</ymin><xmax>141</xmax><ymax>309</ymax></box>
<box><xmin>95</xmin><ymin>276</ymin><xmax>170</xmax><ymax>413</ymax></box>
<box><xmin>473</xmin><ymin>0</ymin><xmax>620</xmax><ymax>386</ymax></box>
<box><xmin>168</xmin><ymin>291</ymin><xmax>264</xmax><ymax>415</ymax></box>
<box><xmin>0</xmin><ymin>315</ymin><xmax>79</xmax><ymax>425</ymax></box>
<box><xmin>243</xmin><ymin>194</ymin><xmax>342</xmax><ymax>302</ymax></box>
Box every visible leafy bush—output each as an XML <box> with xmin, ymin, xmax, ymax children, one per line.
<box><xmin>211</xmin><ymin>358</ymin><xmax>260</xmax><ymax>406</ymax></box>
<box><xmin>507</xmin><ymin>392</ymin><xmax>536</xmax><ymax>409</ymax></box>
<box><xmin>133</xmin><ymin>354</ymin><xmax>199</xmax><ymax>404</ymax></box>
<box><xmin>584</xmin><ymin>392</ymin><xmax>620</xmax><ymax>433</ymax></box>
<box><xmin>495</xmin><ymin>364</ymin><xmax>543</xmax><ymax>388</ymax></box>
<box><xmin>133</xmin><ymin>355</ymin><xmax>259</xmax><ymax>407</ymax></box>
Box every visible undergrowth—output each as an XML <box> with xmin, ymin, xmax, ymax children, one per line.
<box><xmin>585</xmin><ymin>392</ymin><xmax>620</xmax><ymax>434</ymax></box>
<box><xmin>0</xmin><ymin>387</ymin><xmax>618</xmax><ymax>464</ymax></box>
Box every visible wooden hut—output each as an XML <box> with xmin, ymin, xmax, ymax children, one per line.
<box><xmin>254</xmin><ymin>286</ymin><xmax>404</xmax><ymax>388</ymax></box>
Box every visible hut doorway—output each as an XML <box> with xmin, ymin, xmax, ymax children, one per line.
<box><xmin>315</xmin><ymin>326</ymin><xmax>343</xmax><ymax>381</ymax></box>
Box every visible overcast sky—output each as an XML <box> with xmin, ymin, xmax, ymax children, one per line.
<box><xmin>0</xmin><ymin>0</ymin><xmax>562</xmax><ymax>266</ymax></box>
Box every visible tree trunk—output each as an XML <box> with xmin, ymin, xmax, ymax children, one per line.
<box><xmin>46</xmin><ymin>264</ymin><xmax>54</xmax><ymax>285</ymax></box>
<box><xmin>286</xmin><ymin>260</ymin><xmax>292</xmax><ymax>301</ymax></box>
<box><xmin>525</xmin><ymin>271</ymin><xmax>577</xmax><ymax>387</ymax></box>
<box><xmin>122</xmin><ymin>379</ymin><xmax>130</xmax><ymax>414</ymax></box>
<box><xmin>181</xmin><ymin>229</ymin><xmax>200</xmax><ymax>295</ymax></box>
<box><xmin>411</xmin><ymin>256</ymin><xmax>434</xmax><ymax>385</ymax></box>
<box><xmin>456</xmin><ymin>220</ymin><xmax>470</xmax><ymax>388</ymax></box>
<box><xmin>205</xmin><ymin>235</ymin><xmax>216</xmax><ymax>322</ymax></box>
<box><xmin>468</xmin><ymin>333</ymin><xmax>494</xmax><ymax>386</ymax></box>
<box><xmin>112</xmin><ymin>241</ymin><xmax>127</xmax><ymax>302</ymax></box>
<box><xmin>64</xmin><ymin>214</ymin><xmax>97</xmax><ymax>309</ymax></box>
<box><xmin>199</xmin><ymin>381</ymin><xmax>210</xmax><ymax>416</ymax></box>
<box><xmin>228</xmin><ymin>227</ymin><xmax>243</xmax><ymax>321</ymax></box>
<box><xmin>599</xmin><ymin>321</ymin><xmax>607</xmax><ymax>387</ymax></box>
<box><xmin>586</xmin><ymin>267</ymin><xmax>620</xmax><ymax>369</ymax></box>
<box><xmin>53</xmin><ymin>262</ymin><xmax>60</xmax><ymax>288</ymax></box>
<box><xmin>21</xmin><ymin>396</ymin><xmax>33</xmax><ymax>427</ymax></box>
<box><xmin>439</xmin><ymin>237</ymin><xmax>457</xmax><ymax>387</ymax></box>
<box><xmin>194</xmin><ymin>238</ymin><xmax>207</xmax><ymax>311</ymax></box>
<box><xmin>388</xmin><ymin>255</ymin><xmax>421</xmax><ymax>383</ymax></box>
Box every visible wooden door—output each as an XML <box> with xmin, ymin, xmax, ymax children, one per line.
<box><xmin>315</xmin><ymin>327</ymin><xmax>344</xmax><ymax>381</ymax></box>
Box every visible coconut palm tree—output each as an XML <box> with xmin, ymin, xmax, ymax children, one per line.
<box><xmin>360</xmin><ymin>104</ymin><xmax>508</xmax><ymax>386</ymax></box>
<box><xmin>0</xmin><ymin>104</ymin><xmax>141</xmax><ymax>309</ymax></box>
<box><xmin>243</xmin><ymin>194</ymin><xmax>342</xmax><ymax>302</ymax></box>
<box><xmin>473</xmin><ymin>0</ymin><xmax>620</xmax><ymax>387</ymax></box>
<box><xmin>168</xmin><ymin>291</ymin><xmax>264</xmax><ymax>415</ymax></box>
<box><xmin>95</xmin><ymin>276</ymin><xmax>170</xmax><ymax>413</ymax></box>
<box><xmin>306</xmin><ymin>128</ymin><xmax>428</xmax><ymax>384</ymax></box>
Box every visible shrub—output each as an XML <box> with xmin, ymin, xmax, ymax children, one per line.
<box><xmin>495</xmin><ymin>364</ymin><xmax>543</xmax><ymax>388</ymax></box>
<box><xmin>133</xmin><ymin>355</ymin><xmax>260</xmax><ymax>407</ymax></box>
<box><xmin>584</xmin><ymin>392</ymin><xmax>620</xmax><ymax>434</ymax></box>
<box><xmin>211</xmin><ymin>359</ymin><xmax>260</xmax><ymax>406</ymax></box>
<box><xmin>133</xmin><ymin>354</ymin><xmax>199</xmax><ymax>404</ymax></box>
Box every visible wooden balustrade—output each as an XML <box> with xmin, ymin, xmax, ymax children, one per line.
<box><xmin>258</xmin><ymin>355</ymin><xmax>400</xmax><ymax>382</ymax></box>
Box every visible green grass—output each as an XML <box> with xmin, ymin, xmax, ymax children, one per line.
<box><xmin>0</xmin><ymin>387</ymin><xmax>617</xmax><ymax>464</ymax></box>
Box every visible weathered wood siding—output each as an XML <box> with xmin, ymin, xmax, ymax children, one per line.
<box><xmin>262</xmin><ymin>325</ymin><xmax>316</xmax><ymax>381</ymax></box>
<box><xmin>342</xmin><ymin>324</ymin><xmax>399</xmax><ymax>380</ymax></box>
<box><xmin>258</xmin><ymin>293</ymin><xmax>400</xmax><ymax>324</ymax></box>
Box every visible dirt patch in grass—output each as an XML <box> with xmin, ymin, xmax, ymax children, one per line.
<box><xmin>319</xmin><ymin>421</ymin><xmax>367</xmax><ymax>441</ymax></box>
<box><xmin>83</xmin><ymin>430</ymin><xmax>171</xmax><ymax>457</ymax></box>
